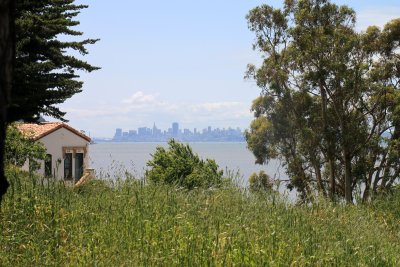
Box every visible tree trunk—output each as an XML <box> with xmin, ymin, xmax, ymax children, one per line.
<box><xmin>343</xmin><ymin>145</ymin><xmax>352</xmax><ymax>203</ymax></box>
<box><xmin>328</xmin><ymin>160</ymin><xmax>335</xmax><ymax>199</ymax></box>
<box><xmin>0</xmin><ymin>0</ymin><xmax>14</xmax><ymax>202</ymax></box>
<box><xmin>339</xmin><ymin>115</ymin><xmax>352</xmax><ymax>203</ymax></box>
<box><xmin>372</xmin><ymin>167</ymin><xmax>382</xmax><ymax>196</ymax></box>
<box><xmin>362</xmin><ymin>170</ymin><xmax>373</xmax><ymax>202</ymax></box>
<box><xmin>314</xmin><ymin>162</ymin><xmax>326</xmax><ymax>197</ymax></box>
<box><xmin>320</xmin><ymin>83</ymin><xmax>335</xmax><ymax>200</ymax></box>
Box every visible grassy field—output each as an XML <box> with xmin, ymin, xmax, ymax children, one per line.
<box><xmin>1</xmin><ymin>167</ymin><xmax>399</xmax><ymax>266</ymax></box>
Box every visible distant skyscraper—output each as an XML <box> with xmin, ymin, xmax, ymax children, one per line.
<box><xmin>138</xmin><ymin>127</ymin><xmax>151</xmax><ymax>136</ymax></box>
<box><xmin>114</xmin><ymin>128</ymin><xmax>122</xmax><ymax>139</ymax></box>
<box><xmin>172</xmin><ymin>122</ymin><xmax>179</xmax><ymax>136</ymax></box>
<box><xmin>152</xmin><ymin>122</ymin><xmax>157</xmax><ymax>136</ymax></box>
<box><xmin>128</xmin><ymin>130</ymin><xmax>136</xmax><ymax>137</ymax></box>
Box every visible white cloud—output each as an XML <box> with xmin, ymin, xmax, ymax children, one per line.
<box><xmin>121</xmin><ymin>91</ymin><xmax>169</xmax><ymax>111</ymax></box>
<box><xmin>122</xmin><ymin>91</ymin><xmax>158</xmax><ymax>105</ymax></box>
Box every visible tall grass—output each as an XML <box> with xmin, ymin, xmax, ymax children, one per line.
<box><xmin>1</xmin><ymin>167</ymin><xmax>399</xmax><ymax>266</ymax></box>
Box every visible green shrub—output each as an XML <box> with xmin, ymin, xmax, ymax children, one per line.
<box><xmin>249</xmin><ymin>170</ymin><xmax>273</xmax><ymax>193</ymax></box>
<box><xmin>74</xmin><ymin>179</ymin><xmax>112</xmax><ymax>195</ymax></box>
<box><xmin>145</xmin><ymin>139</ymin><xmax>224</xmax><ymax>189</ymax></box>
<box><xmin>5</xmin><ymin>124</ymin><xmax>46</xmax><ymax>170</ymax></box>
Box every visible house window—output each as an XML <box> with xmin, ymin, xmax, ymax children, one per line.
<box><xmin>64</xmin><ymin>153</ymin><xmax>73</xmax><ymax>180</ymax></box>
<box><xmin>45</xmin><ymin>154</ymin><xmax>52</xmax><ymax>177</ymax></box>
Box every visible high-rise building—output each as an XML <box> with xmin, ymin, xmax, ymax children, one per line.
<box><xmin>172</xmin><ymin>122</ymin><xmax>179</xmax><ymax>136</ymax></box>
<box><xmin>138</xmin><ymin>127</ymin><xmax>151</xmax><ymax>136</ymax></box>
<box><xmin>114</xmin><ymin>128</ymin><xmax>122</xmax><ymax>139</ymax></box>
<box><xmin>152</xmin><ymin>123</ymin><xmax>158</xmax><ymax>136</ymax></box>
<box><xmin>128</xmin><ymin>130</ymin><xmax>136</xmax><ymax>137</ymax></box>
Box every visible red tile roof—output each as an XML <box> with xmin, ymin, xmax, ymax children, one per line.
<box><xmin>16</xmin><ymin>122</ymin><xmax>91</xmax><ymax>142</ymax></box>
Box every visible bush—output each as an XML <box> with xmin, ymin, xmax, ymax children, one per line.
<box><xmin>249</xmin><ymin>170</ymin><xmax>273</xmax><ymax>193</ymax></box>
<box><xmin>146</xmin><ymin>139</ymin><xmax>224</xmax><ymax>189</ymax></box>
<box><xmin>5</xmin><ymin>124</ymin><xmax>46</xmax><ymax>170</ymax></box>
<box><xmin>74</xmin><ymin>179</ymin><xmax>112</xmax><ymax>196</ymax></box>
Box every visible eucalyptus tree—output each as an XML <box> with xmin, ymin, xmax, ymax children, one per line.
<box><xmin>245</xmin><ymin>0</ymin><xmax>400</xmax><ymax>202</ymax></box>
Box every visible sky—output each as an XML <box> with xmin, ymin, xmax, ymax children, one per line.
<box><xmin>54</xmin><ymin>0</ymin><xmax>400</xmax><ymax>138</ymax></box>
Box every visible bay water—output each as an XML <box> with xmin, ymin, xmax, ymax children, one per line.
<box><xmin>89</xmin><ymin>142</ymin><xmax>287</xmax><ymax>187</ymax></box>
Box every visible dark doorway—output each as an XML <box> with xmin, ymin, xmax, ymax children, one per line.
<box><xmin>64</xmin><ymin>153</ymin><xmax>72</xmax><ymax>180</ymax></box>
<box><xmin>75</xmin><ymin>153</ymin><xmax>84</xmax><ymax>181</ymax></box>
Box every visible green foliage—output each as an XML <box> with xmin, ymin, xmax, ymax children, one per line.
<box><xmin>145</xmin><ymin>139</ymin><xmax>224</xmax><ymax>189</ymax></box>
<box><xmin>249</xmin><ymin>170</ymin><xmax>273</xmax><ymax>193</ymax></box>
<box><xmin>9</xmin><ymin>0</ymin><xmax>100</xmax><ymax>122</ymax></box>
<box><xmin>370</xmin><ymin>186</ymin><xmax>400</xmax><ymax>233</ymax></box>
<box><xmin>5</xmin><ymin>124</ymin><xmax>46</xmax><ymax>170</ymax></box>
<box><xmin>246</xmin><ymin>0</ymin><xmax>400</xmax><ymax>202</ymax></box>
<box><xmin>74</xmin><ymin>179</ymin><xmax>113</xmax><ymax>196</ymax></box>
<box><xmin>0</xmin><ymin>169</ymin><xmax>399</xmax><ymax>265</ymax></box>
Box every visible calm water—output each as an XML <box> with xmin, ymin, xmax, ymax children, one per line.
<box><xmin>89</xmin><ymin>142</ymin><xmax>287</xmax><ymax>186</ymax></box>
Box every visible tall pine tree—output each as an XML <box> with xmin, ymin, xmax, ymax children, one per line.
<box><xmin>8</xmin><ymin>0</ymin><xmax>99</xmax><ymax>122</ymax></box>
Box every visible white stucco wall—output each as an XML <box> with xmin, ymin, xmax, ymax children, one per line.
<box><xmin>22</xmin><ymin>127</ymin><xmax>90</xmax><ymax>180</ymax></box>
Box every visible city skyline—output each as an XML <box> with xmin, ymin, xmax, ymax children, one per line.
<box><xmin>95</xmin><ymin>122</ymin><xmax>245</xmax><ymax>142</ymax></box>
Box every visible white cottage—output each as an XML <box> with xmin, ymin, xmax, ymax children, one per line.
<box><xmin>17</xmin><ymin>122</ymin><xmax>91</xmax><ymax>181</ymax></box>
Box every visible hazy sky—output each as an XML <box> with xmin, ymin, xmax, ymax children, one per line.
<box><xmin>55</xmin><ymin>0</ymin><xmax>400</xmax><ymax>137</ymax></box>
